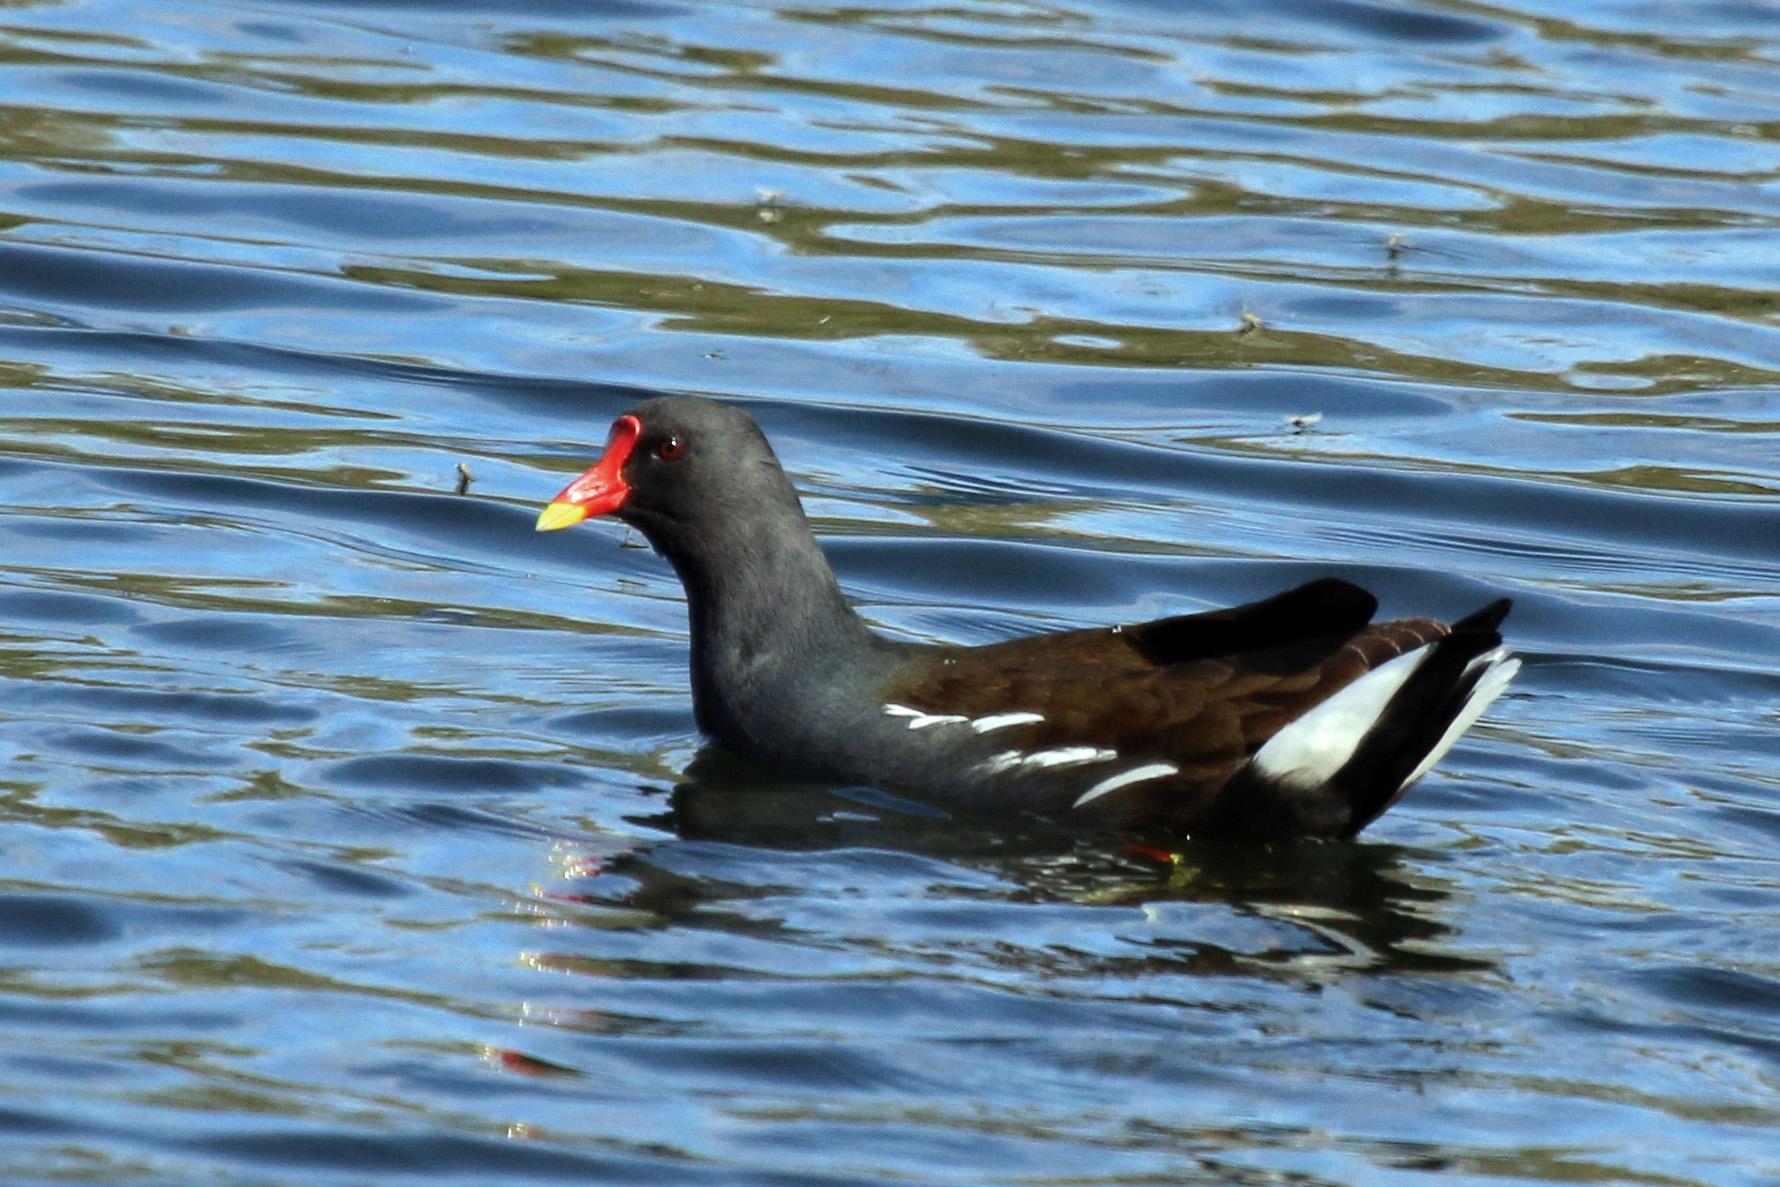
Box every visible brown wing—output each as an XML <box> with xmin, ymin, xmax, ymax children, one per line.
<box><xmin>881</xmin><ymin>578</ymin><xmax>1451</xmax><ymax>784</ymax></box>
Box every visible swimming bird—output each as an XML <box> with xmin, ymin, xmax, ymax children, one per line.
<box><xmin>537</xmin><ymin>396</ymin><xmax>1517</xmax><ymax>842</ymax></box>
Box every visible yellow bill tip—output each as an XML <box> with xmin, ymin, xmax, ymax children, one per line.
<box><xmin>535</xmin><ymin>501</ymin><xmax>589</xmax><ymax>532</ymax></box>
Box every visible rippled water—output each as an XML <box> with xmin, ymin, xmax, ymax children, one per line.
<box><xmin>3</xmin><ymin>0</ymin><xmax>1780</xmax><ymax>1182</ymax></box>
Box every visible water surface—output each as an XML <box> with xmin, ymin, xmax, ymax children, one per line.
<box><xmin>3</xmin><ymin>0</ymin><xmax>1780</xmax><ymax>1183</ymax></box>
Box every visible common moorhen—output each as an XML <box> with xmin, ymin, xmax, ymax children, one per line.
<box><xmin>537</xmin><ymin>396</ymin><xmax>1519</xmax><ymax>842</ymax></box>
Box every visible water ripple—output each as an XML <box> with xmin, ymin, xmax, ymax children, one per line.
<box><xmin>2</xmin><ymin>0</ymin><xmax>1780</xmax><ymax>1183</ymax></box>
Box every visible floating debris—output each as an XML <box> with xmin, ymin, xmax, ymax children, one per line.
<box><xmin>1286</xmin><ymin>412</ymin><xmax>1324</xmax><ymax>432</ymax></box>
<box><xmin>755</xmin><ymin>187</ymin><xmax>784</xmax><ymax>223</ymax></box>
<box><xmin>454</xmin><ymin>462</ymin><xmax>474</xmax><ymax>494</ymax></box>
<box><xmin>1238</xmin><ymin>310</ymin><xmax>1265</xmax><ymax>335</ymax></box>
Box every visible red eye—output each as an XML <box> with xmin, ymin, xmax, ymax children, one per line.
<box><xmin>655</xmin><ymin>436</ymin><xmax>684</xmax><ymax>461</ymax></box>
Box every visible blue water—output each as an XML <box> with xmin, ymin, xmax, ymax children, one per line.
<box><xmin>3</xmin><ymin>0</ymin><xmax>1780</xmax><ymax>1182</ymax></box>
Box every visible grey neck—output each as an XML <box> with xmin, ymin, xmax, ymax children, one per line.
<box><xmin>651</xmin><ymin>507</ymin><xmax>894</xmax><ymax>762</ymax></box>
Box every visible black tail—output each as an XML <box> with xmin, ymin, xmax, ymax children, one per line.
<box><xmin>1195</xmin><ymin>598</ymin><xmax>1515</xmax><ymax>843</ymax></box>
<box><xmin>1329</xmin><ymin>597</ymin><xmax>1514</xmax><ymax>838</ymax></box>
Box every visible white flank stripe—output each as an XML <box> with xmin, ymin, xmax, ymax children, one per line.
<box><xmin>1027</xmin><ymin>746</ymin><xmax>1118</xmax><ymax>768</ymax></box>
<box><xmin>882</xmin><ymin>703</ymin><xmax>968</xmax><ymax>730</ymax></box>
<box><xmin>981</xmin><ymin>750</ymin><xmax>1025</xmax><ymax>776</ymax></box>
<box><xmin>979</xmin><ymin>746</ymin><xmax>1119</xmax><ymax>777</ymax></box>
<box><xmin>1073</xmin><ymin>762</ymin><xmax>1180</xmax><ymax>809</ymax></box>
<box><xmin>970</xmin><ymin>711</ymin><xmax>1045</xmax><ymax>733</ymax></box>
<box><xmin>1252</xmin><ymin>644</ymin><xmax>1433</xmax><ymax>790</ymax></box>
<box><xmin>1397</xmin><ymin>649</ymin><xmax>1519</xmax><ymax>789</ymax></box>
